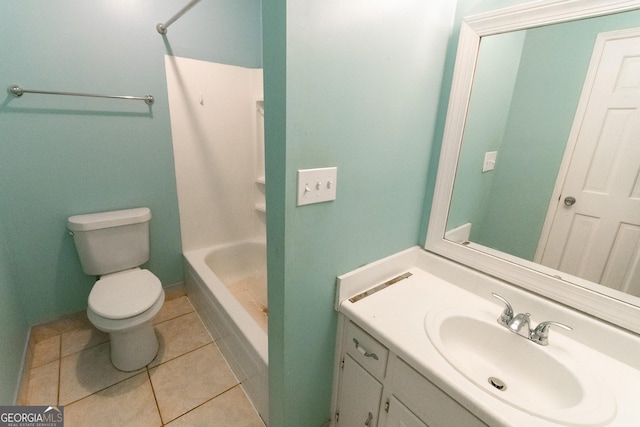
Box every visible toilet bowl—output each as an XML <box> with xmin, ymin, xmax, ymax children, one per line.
<box><xmin>87</xmin><ymin>268</ymin><xmax>164</xmax><ymax>371</ymax></box>
<box><xmin>68</xmin><ymin>207</ymin><xmax>165</xmax><ymax>372</ymax></box>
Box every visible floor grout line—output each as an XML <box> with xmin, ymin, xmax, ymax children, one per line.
<box><xmin>59</xmin><ymin>370</ymin><xmax>145</xmax><ymax>407</ymax></box>
<box><xmin>153</xmin><ymin>307</ymin><xmax>196</xmax><ymax>327</ymax></box>
<box><xmin>146</xmin><ymin>368</ymin><xmax>165</xmax><ymax>426</ymax></box>
<box><xmin>148</xmin><ymin>340</ymin><xmax>214</xmax><ymax>372</ymax></box>
<box><xmin>161</xmin><ymin>383</ymin><xmax>242</xmax><ymax>425</ymax></box>
<box><xmin>57</xmin><ymin>335</ymin><xmax>62</xmax><ymax>406</ymax></box>
<box><xmin>59</xmin><ymin>337</ymin><xmax>109</xmax><ymax>361</ymax></box>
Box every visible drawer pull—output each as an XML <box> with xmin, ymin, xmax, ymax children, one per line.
<box><xmin>353</xmin><ymin>338</ymin><xmax>379</xmax><ymax>360</ymax></box>
<box><xmin>364</xmin><ymin>412</ymin><xmax>373</xmax><ymax>426</ymax></box>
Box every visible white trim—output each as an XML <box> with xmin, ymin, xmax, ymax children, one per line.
<box><xmin>464</xmin><ymin>0</ymin><xmax>640</xmax><ymax>35</ymax></box>
<box><xmin>426</xmin><ymin>0</ymin><xmax>640</xmax><ymax>334</ymax></box>
<box><xmin>444</xmin><ymin>223</ymin><xmax>471</xmax><ymax>244</ymax></box>
<box><xmin>335</xmin><ymin>247</ymin><xmax>420</xmax><ymax>311</ymax></box>
<box><xmin>14</xmin><ymin>328</ymin><xmax>31</xmax><ymax>405</ymax></box>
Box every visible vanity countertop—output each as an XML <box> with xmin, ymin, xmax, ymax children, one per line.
<box><xmin>338</xmin><ymin>258</ymin><xmax>640</xmax><ymax>427</ymax></box>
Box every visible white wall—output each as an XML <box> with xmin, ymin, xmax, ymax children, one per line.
<box><xmin>165</xmin><ymin>56</ymin><xmax>264</xmax><ymax>252</ymax></box>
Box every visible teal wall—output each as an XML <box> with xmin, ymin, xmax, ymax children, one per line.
<box><xmin>420</xmin><ymin>0</ymin><xmax>535</xmax><ymax>244</ymax></box>
<box><xmin>447</xmin><ymin>30</ymin><xmax>526</xmax><ymax>233</ymax></box>
<box><xmin>261</xmin><ymin>1</ymin><xmax>287</xmax><ymax>424</ymax></box>
<box><xmin>263</xmin><ymin>1</ymin><xmax>454</xmax><ymax>425</ymax></box>
<box><xmin>0</xmin><ymin>0</ymin><xmax>261</xmax><ymax>402</ymax></box>
<box><xmin>0</xmin><ymin>217</ymin><xmax>29</xmax><ymax>404</ymax></box>
<box><xmin>0</xmin><ymin>0</ymin><xmax>261</xmax><ymax>324</ymax></box>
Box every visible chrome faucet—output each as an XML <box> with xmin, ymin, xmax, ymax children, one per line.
<box><xmin>491</xmin><ymin>293</ymin><xmax>572</xmax><ymax>346</ymax></box>
<box><xmin>507</xmin><ymin>312</ymin><xmax>531</xmax><ymax>335</ymax></box>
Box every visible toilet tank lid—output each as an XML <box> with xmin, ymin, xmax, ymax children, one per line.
<box><xmin>68</xmin><ymin>207</ymin><xmax>151</xmax><ymax>232</ymax></box>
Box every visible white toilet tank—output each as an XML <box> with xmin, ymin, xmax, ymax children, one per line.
<box><xmin>68</xmin><ymin>207</ymin><xmax>152</xmax><ymax>276</ymax></box>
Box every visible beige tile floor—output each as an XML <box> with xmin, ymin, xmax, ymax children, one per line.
<box><xmin>19</xmin><ymin>289</ymin><xmax>265</xmax><ymax>427</ymax></box>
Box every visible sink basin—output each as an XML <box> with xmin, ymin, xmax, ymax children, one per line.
<box><xmin>425</xmin><ymin>307</ymin><xmax>616</xmax><ymax>426</ymax></box>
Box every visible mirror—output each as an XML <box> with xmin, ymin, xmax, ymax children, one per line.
<box><xmin>426</xmin><ymin>0</ymin><xmax>640</xmax><ymax>333</ymax></box>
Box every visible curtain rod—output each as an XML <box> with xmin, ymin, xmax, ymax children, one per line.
<box><xmin>156</xmin><ymin>0</ymin><xmax>202</xmax><ymax>35</ymax></box>
<box><xmin>8</xmin><ymin>85</ymin><xmax>155</xmax><ymax>105</ymax></box>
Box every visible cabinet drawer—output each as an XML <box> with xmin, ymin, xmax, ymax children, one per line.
<box><xmin>344</xmin><ymin>322</ymin><xmax>389</xmax><ymax>379</ymax></box>
<box><xmin>393</xmin><ymin>359</ymin><xmax>487</xmax><ymax>427</ymax></box>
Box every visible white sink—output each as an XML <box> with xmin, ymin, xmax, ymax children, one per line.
<box><xmin>425</xmin><ymin>306</ymin><xmax>616</xmax><ymax>426</ymax></box>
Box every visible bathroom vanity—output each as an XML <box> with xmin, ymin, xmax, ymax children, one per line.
<box><xmin>330</xmin><ymin>248</ymin><xmax>640</xmax><ymax>426</ymax></box>
<box><xmin>330</xmin><ymin>0</ymin><xmax>640</xmax><ymax>425</ymax></box>
<box><xmin>334</xmin><ymin>309</ymin><xmax>484</xmax><ymax>427</ymax></box>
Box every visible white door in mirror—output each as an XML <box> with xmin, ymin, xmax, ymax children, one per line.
<box><xmin>540</xmin><ymin>29</ymin><xmax>640</xmax><ymax>293</ymax></box>
<box><xmin>297</xmin><ymin>167</ymin><xmax>338</xmax><ymax>206</ymax></box>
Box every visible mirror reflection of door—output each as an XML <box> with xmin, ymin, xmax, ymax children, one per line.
<box><xmin>537</xmin><ymin>28</ymin><xmax>640</xmax><ymax>296</ymax></box>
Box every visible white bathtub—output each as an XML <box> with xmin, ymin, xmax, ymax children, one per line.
<box><xmin>184</xmin><ymin>240</ymin><xmax>268</xmax><ymax>424</ymax></box>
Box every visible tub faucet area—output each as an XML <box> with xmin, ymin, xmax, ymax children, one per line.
<box><xmin>492</xmin><ymin>293</ymin><xmax>572</xmax><ymax>346</ymax></box>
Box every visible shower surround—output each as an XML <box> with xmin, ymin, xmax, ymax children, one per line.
<box><xmin>165</xmin><ymin>56</ymin><xmax>267</xmax><ymax>422</ymax></box>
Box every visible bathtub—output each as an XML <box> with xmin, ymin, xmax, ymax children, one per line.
<box><xmin>184</xmin><ymin>240</ymin><xmax>268</xmax><ymax>424</ymax></box>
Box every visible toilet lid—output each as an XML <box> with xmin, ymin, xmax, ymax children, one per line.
<box><xmin>89</xmin><ymin>269</ymin><xmax>162</xmax><ymax>320</ymax></box>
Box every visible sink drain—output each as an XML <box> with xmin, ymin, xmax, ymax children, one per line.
<box><xmin>488</xmin><ymin>377</ymin><xmax>506</xmax><ymax>391</ymax></box>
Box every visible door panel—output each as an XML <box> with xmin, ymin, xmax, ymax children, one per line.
<box><xmin>540</xmin><ymin>29</ymin><xmax>640</xmax><ymax>295</ymax></box>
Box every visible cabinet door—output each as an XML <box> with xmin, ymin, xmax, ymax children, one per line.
<box><xmin>385</xmin><ymin>397</ymin><xmax>428</xmax><ymax>427</ymax></box>
<box><xmin>392</xmin><ymin>359</ymin><xmax>487</xmax><ymax>427</ymax></box>
<box><xmin>337</xmin><ymin>355</ymin><xmax>383</xmax><ymax>427</ymax></box>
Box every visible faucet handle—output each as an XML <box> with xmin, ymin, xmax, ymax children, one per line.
<box><xmin>491</xmin><ymin>293</ymin><xmax>514</xmax><ymax>326</ymax></box>
<box><xmin>531</xmin><ymin>321</ymin><xmax>572</xmax><ymax>346</ymax></box>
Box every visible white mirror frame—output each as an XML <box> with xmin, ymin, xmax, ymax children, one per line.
<box><xmin>426</xmin><ymin>0</ymin><xmax>640</xmax><ymax>334</ymax></box>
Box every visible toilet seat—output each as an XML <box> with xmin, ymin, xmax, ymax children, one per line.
<box><xmin>89</xmin><ymin>268</ymin><xmax>162</xmax><ymax>320</ymax></box>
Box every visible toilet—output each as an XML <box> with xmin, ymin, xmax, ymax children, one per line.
<box><xmin>68</xmin><ymin>207</ymin><xmax>165</xmax><ymax>371</ymax></box>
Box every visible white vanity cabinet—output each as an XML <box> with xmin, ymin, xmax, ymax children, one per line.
<box><xmin>384</xmin><ymin>396</ymin><xmax>426</xmax><ymax>427</ymax></box>
<box><xmin>335</xmin><ymin>319</ymin><xmax>388</xmax><ymax>426</ymax></box>
<box><xmin>334</xmin><ymin>250</ymin><xmax>640</xmax><ymax>426</ymax></box>
<box><xmin>334</xmin><ymin>318</ymin><xmax>486</xmax><ymax>427</ymax></box>
<box><xmin>336</xmin><ymin>355</ymin><xmax>383</xmax><ymax>426</ymax></box>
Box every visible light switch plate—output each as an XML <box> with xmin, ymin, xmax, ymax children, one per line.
<box><xmin>297</xmin><ymin>167</ymin><xmax>337</xmax><ymax>206</ymax></box>
<box><xmin>483</xmin><ymin>151</ymin><xmax>497</xmax><ymax>172</ymax></box>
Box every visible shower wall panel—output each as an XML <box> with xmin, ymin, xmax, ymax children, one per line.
<box><xmin>165</xmin><ymin>56</ymin><xmax>264</xmax><ymax>251</ymax></box>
